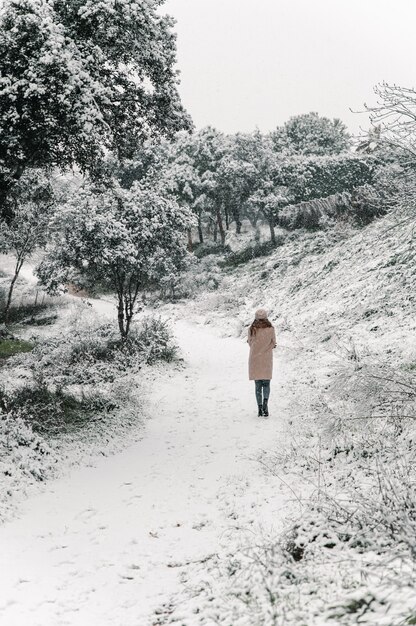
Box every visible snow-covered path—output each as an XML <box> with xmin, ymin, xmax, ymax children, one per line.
<box><xmin>0</xmin><ymin>319</ymin><xmax>290</xmax><ymax>626</ymax></box>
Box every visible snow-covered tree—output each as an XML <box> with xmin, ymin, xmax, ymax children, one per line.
<box><xmin>360</xmin><ymin>82</ymin><xmax>416</xmax><ymax>175</ymax></box>
<box><xmin>250</xmin><ymin>185</ymin><xmax>293</xmax><ymax>244</ymax></box>
<box><xmin>36</xmin><ymin>182</ymin><xmax>194</xmax><ymax>339</ymax></box>
<box><xmin>160</xmin><ymin>128</ymin><xmax>228</xmax><ymax>245</ymax></box>
<box><xmin>222</xmin><ymin>131</ymin><xmax>273</xmax><ymax>232</ymax></box>
<box><xmin>277</xmin><ymin>153</ymin><xmax>375</xmax><ymax>203</ymax></box>
<box><xmin>216</xmin><ymin>134</ymin><xmax>259</xmax><ymax>234</ymax></box>
<box><xmin>271</xmin><ymin>112</ymin><xmax>351</xmax><ymax>156</ymax></box>
<box><xmin>108</xmin><ymin>140</ymin><xmax>171</xmax><ymax>191</ymax></box>
<box><xmin>0</xmin><ymin>170</ymin><xmax>55</xmax><ymax>324</ymax></box>
<box><xmin>0</xmin><ymin>0</ymin><xmax>191</xmax><ymax>219</ymax></box>
<box><xmin>162</xmin><ymin>152</ymin><xmax>202</xmax><ymax>249</ymax></box>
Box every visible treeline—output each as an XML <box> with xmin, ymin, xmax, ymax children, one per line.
<box><xmin>107</xmin><ymin>113</ymin><xmax>390</xmax><ymax>248</ymax></box>
<box><xmin>0</xmin><ymin>0</ymin><xmax>409</xmax><ymax>336</ymax></box>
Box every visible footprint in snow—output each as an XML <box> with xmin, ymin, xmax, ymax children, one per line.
<box><xmin>74</xmin><ymin>508</ymin><xmax>97</xmax><ymax>521</ymax></box>
<box><xmin>49</xmin><ymin>544</ymin><xmax>69</xmax><ymax>551</ymax></box>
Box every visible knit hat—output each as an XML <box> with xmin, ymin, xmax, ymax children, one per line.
<box><xmin>255</xmin><ymin>308</ymin><xmax>268</xmax><ymax>320</ymax></box>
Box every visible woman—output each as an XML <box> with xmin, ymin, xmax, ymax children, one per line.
<box><xmin>247</xmin><ymin>308</ymin><xmax>277</xmax><ymax>417</ymax></box>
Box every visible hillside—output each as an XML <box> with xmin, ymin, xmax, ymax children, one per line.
<box><xmin>157</xmin><ymin>214</ymin><xmax>416</xmax><ymax>625</ymax></box>
<box><xmin>188</xmin><ymin>216</ymin><xmax>415</xmax><ymax>359</ymax></box>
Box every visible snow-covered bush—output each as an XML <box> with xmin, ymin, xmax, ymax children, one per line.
<box><xmin>0</xmin><ymin>375</ymin><xmax>120</xmax><ymax>435</ymax></box>
<box><xmin>2</xmin><ymin>312</ymin><xmax>178</xmax><ymax>435</ymax></box>
<box><xmin>125</xmin><ymin>316</ymin><xmax>178</xmax><ymax>365</ymax></box>
<box><xmin>0</xmin><ymin>407</ymin><xmax>58</xmax><ymax>521</ymax></box>
<box><xmin>159</xmin><ymin>254</ymin><xmax>223</xmax><ymax>300</ymax></box>
<box><xmin>193</xmin><ymin>242</ymin><xmax>231</xmax><ymax>258</ymax></box>
<box><xmin>223</xmin><ymin>239</ymin><xmax>285</xmax><ymax>267</ymax></box>
<box><xmin>11</xmin><ymin>312</ymin><xmax>178</xmax><ymax>380</ymax></box>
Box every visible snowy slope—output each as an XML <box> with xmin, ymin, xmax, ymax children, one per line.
<box><xmin>156</xmin><ymin>214</ymin><xmax>416</xmax><ymax>625</ymax></box>
<box><xmin>184</xmin><ymin>215</ymin><xmax>416</xmax><ymax>368</ymax></box>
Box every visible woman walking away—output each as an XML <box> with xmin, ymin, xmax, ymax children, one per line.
<box><xmin>247</xmin><ymin>308</ymin><xmax>277</xmax><ymax>417</ymax></box>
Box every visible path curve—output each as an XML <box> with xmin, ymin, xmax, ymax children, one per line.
<box><xmin>0</xmin><ymin>319</ymin><xmax>289</xmax><ymax>625</ymax></box>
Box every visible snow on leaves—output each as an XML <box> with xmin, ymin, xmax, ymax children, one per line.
<box><xmin>0</xmin><ymin>0</ymin><xmax>191</xmax><ymax>214</ymax></box>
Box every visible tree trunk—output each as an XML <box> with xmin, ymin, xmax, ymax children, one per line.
<box><xmin>213</xmin><ymin>221</ymin><xmax>217</xmax><ymax>243</ymax></box>
<box><xmin>232</xmin><ymin>207</ymin><xmax>242</xmax><ymax>234</ymax></box>
<box><xmin>268</xmin><ymin>217</ymin><xmax>276</xmax><ymax>245</ymax></box>
<box><xmin>119</xmin><ymin>304</ymin><xmax>134</xmax><ymax>341</ymax></box>
<box><xmin>187</xmin><ymin>228</ymin><xmax>193</xmax><ymax>252</ymax></box>
<box><xmin>235</xmin><ymin>218</ymin><xmax>242</xmax><ymax>234</ymax></box>
<box><xmin>4</xmin><ymin>258</ymin><xmax>24</xmax><ymax>325</ymax></box>
<box><xmin>225</xmin><ymin>205</ymin><xmax>229</xmax><ymax>230</ymax></box>
<box><xmin>197</xmin><ymin>219</ymin><xmax>204</xmax><ymax>244</ymax></box>
<box><xmin>117</xmin><ymin>295</ymin><xmax>127</xmax><ymax>340</ymax></box>
<box><xmin>216</xmin><ymin>207</ymin><xmax>226</xmax><ymax>246</ymax></box>
<box><xmin>125</xmin><ymin>312</ymin><xmax>132</xmax><ymax>339</ymax></box>
<box><xmin>247</xmin><ymin>212</ymin><xmax>259</xmax><ymax>229</ymax></box>
<box><xmin>4</xmin><ymin>276</ymin><xmax>18</xmax><ymax>325</ymax></box>
<box><xmin>117</xmin><ymin>277</ymin><xmax>141</xmax><ymax>341</ymax></box>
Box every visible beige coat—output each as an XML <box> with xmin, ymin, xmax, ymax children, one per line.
<box><xmin>247</xmin><ymin>326</ymin><xmax>277</xmax><ymax>380</ymax></box>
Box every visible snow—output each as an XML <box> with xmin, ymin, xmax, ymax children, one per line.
<box><xmin>1</xmin><ymin>211</ymin><xmax>415</xmax><ymax>624</ymax></box>
<box><xmin>0</xmin><ymin>316</ymin><xmax>295</xmax><ymax>625</ymax></box>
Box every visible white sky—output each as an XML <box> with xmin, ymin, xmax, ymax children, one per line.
<box><xmin>164</xmin><ymin>0</ymin><xmax>416</xmax><ymax>137</ymax></box>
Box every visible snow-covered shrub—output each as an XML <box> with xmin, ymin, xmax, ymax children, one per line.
<box><xmin>11</xmin><ymin>312</ymin><xmax>178</xmax><ymax>387</ymax></box>
<box><xmin>124</xmin><ymin>316</ymin><xmax>177</xmax><ymax>365</ymax></box>
<box><xmin>193</xmin><ymin>242</ymin><xmax>231</xmax><ymax>258</ymax></box>
<box><xmin>0</xmin><ymin>407</ymin><xmax>57</xmax><ymax>520</ymax></box>
<box><xmin>277</xmin><ymin>183</ymin><xmax>387</xmax><ymax>232</ymax></box>
<box><xmin>345</xmin><ymin>183</ymin><xmax>387</xmax><ymax>225</ymax></box>
<box><xmin>1</xmin><ymin>302</ymin><xmax>57</xmax><ymax>326</ymax></box>
<box><xmin>0</xmin><ymin>377</ymin><xmax>118</xmax><ymax>436</ymax></box>
<box><xmin>159</xmin><ymin>254</ymin><xmax>223</xmax><ymax>300</ymax></box>
<box><xmin>278</xmin><ymin>198</ymin><xmax>330</xmax><ymax>230</ymax></box>
<box><xmin>223</xmin><ymin>238</ymin><xmax>285</xmax><ymax>268</ymax></box>
<box><xmin>2</xmin><ymin>312</ymin><xmax>177</xmax><ymax>435</ymax></box>
<box><xmin>0</xmin><ymin>408</ymin><xmax>55</xmax><ymax>476</ymax></box>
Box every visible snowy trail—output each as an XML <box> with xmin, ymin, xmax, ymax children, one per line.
<box><xmin>0</xmin><ymin>319</ymin><xmax>291</xmax><ymax>626</ymax></box>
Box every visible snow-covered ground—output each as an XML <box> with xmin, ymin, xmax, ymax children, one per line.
<box><xmin>0</xmin><ymin>316</ymin><xmax>297</xmax><ymax>625</ymax></box>
<box><xmin>1</xmin><ymin>212</ymin><xmax>415</xmax><ymax>625</ymax></box>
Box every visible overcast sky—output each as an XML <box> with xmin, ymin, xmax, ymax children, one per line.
<box><xmin>164</xmin><ymin>0</ymin><xmax>416</xmax><ymax>137</ymax></box>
